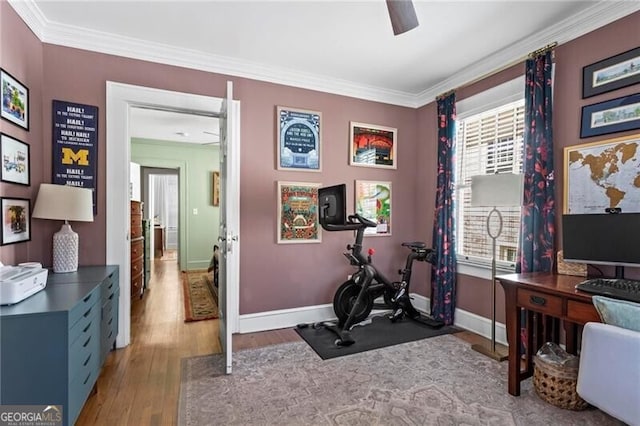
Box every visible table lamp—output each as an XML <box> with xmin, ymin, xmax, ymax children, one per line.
<box><xmin>470</xmin><ymin>173</ymin><xmax>523</xmax><ymax>361</ymax></box>
<box><xmin>32</xmin><ymin>183</ymin><xmax>94</xmax><ymax>273</ymax></box>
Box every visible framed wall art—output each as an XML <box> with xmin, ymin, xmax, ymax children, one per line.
<box><xmin>277</xmin><ymin>181</ymin><xmax>321</xmax><ymax>244</ymax></box>
<box><xmin>580</xmin><ymin>93</ymin><xmax>640</xmax><ymax>138</ymax></box>
<box><xmin>583</xmin><ymin>47</ymin><xmax>640</xmax><ymax>98</ymax></box>
<box><xmin>1</xmin><ymin>68</ymin><xmax>29</xmax><ymax>130</ymax></box>
<box><xmin>1</xmin><ymin>133</ymin><xmax>30</xmax><ymax>186</ymax></box>
<box><xmin>212</xmin><ymin>171</ymin><xmax>220</xmax><ymax>206</ymax></box>
<box><xmin>1</xmin><ymin>197</ymin><xmax>31</xmax><ymax>245</ymax></box>
<box><xmin>355</xmin><ymin>180</ymin><xmax>392</xmax><ymax>236</ymax></box>
<box><xmin>563</xmin><ymin>133</ymin><xmax>640</xmax><ymax>214</ymax></box>
<box><xmin>350</xmin><ymin>122</ymin><xmax>397</xmax><ymax>169</ymax></box>
<box><xmin>276</xmin><ymin>106</ymin><xmax>321</xmax><ymax>171</ymax></box>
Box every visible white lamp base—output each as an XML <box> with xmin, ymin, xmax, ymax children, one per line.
<box><xmin>53</xmin><ymin>223</ymin><xmax>78</xmax><ymax>273</ymax></box>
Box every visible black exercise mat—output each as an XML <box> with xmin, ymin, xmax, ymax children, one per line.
<box><xmin>295</xmin><ymin>314</ymin><xmax>460</xmax><ymax>360</ymax></box>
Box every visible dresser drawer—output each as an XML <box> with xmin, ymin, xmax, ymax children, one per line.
<box><xmin>131</xmin><ymin>256</ymin><xmax>143</xmax><ymax>278</ymax></box>
<box><xmin>131</xmin><ymin>215</ymin><xmax>142</xmax><ymax>238</ymax></box>
<box><xmin>131</xmin><ymin>273</ymin><xmax>143</xmax><ymax>299</ymax></box>
<box><xmin>68</xmin><ymin>286</ymin><xmax>100</xmax><ymax>329</ymax></box>
<box><xmin>68</xmin><ymin>361</ymin><xmax>99</xmax><ymax>425</ymax></box>
<box><xmin>69</xmin><ymin>309</ymin><xmax>100</xmax><ymax>382</ymax></box>
<box><xmin>517</xmin><ymin>289</ymin><xmax>563</xmax><ymax>316</ymax></box>
<box><xmin>567</xmin><ymin>300</ymin><xmax>601</xmax><ymax>324</ymax></box>
<box><xmin>101</xmin><ymin>270</ymin><xmax>119</xmax><ymax>301</ymax></box>
<box><xmin>131</xmin><ymin>238</ymin><xmax>144</xmax><ymax>261</ymax></box>
<box><xmin>130</xmin><ymin>201</ymin><xmax>142</xmax><ymax>215</ymax></box>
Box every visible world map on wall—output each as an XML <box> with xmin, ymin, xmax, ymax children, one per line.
<box><xmin>566</xmin><ymin>137</ymin><xmax>640</xmax><ymax>214</ymax></box>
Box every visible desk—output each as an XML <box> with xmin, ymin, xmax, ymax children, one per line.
<box><xmin>497</xmin><ymin>273</ymin><xmax>600</xmax><ymax>396</ymax></box>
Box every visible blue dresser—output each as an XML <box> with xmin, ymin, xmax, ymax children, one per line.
<box><xmin>0</xmin><ymin>266</ymin><xmax>119</xmax><ymax>426</ymax></box>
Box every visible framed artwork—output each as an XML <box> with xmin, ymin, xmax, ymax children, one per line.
<box><xmin>583</xmin><ymin>47</ymin><xmax>640</xmax><ymax>98</ymax></box>
<box><xmin>277</xmin><ymin>181</ymin><xmax>321</xmax><ymax>244</ymax></box>
<box><xmin>355</xmin><ymin>180</ymin><xmax>392</xmax><ymax>236</ymax></box>
<box><xmin>276</xmin><ymin>106</ymin><xmax>321</xmax><ymax>171</ymax></box>
<box><xmin>1</xmin><ymin>68</ymin><xmax>29</xmax><ymax>130</ymax></box>
<box><xmin>580</xmin><ymin>93</ymin><xmax>640</xmax><ymax>138</ymax></box>
<box><xmin>1</xmin><ymin>133</ymin><xmax>30</xmax><ymax>186</ymax></box>
<box><xmin>1</xmin><ymin>197</ymin><xmax>31</xmax><ymax>245</ymax></box>
<box><xmin>563</xmin><ymin>133</ymin><xmax>640</xmax><ymax>214</ymax></box>
<box><xmin>212</xmin><ymin>171</ymin><xmax>220</xmax><ymax>206</ymax></box>
<box><xmin>350</xmin><ymin>122</ymin><xmax>397</xmax><ymax>169</ymax></box>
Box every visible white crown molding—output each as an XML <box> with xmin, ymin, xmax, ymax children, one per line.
<box><xmin>8</xmin><ymin>0</ymin><xmax>640</xmax><ymax>109</ymax></box>
<box><xmin>416</xmin><ymin>1</ymin><xmax>640</xmax><ymax>106</ymax></box>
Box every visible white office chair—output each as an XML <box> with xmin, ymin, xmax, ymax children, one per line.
<box><xmin>576</xmin><ymin>322</ymin><xmax>640</xmax><ymax>425</ymax></box>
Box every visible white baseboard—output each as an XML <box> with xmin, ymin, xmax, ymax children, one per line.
<box><xmin>238</xmin><ymin>293</ymin><xmax>508</xmax><ymax>347</ymax></box>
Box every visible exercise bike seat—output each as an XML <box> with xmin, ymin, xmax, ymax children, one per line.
<box><xmin>402</xmin><ymin>241</ymin><xmax>426</xmax><ymax>249</ymax></box>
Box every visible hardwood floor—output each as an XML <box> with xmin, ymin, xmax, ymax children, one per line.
<box><xmin>77</xmin><ymin>255</ymin><xmax>486</xmax><ymax>425</ymax></box>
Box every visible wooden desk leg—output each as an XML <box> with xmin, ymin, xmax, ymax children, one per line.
<box><xmin>503</xmin><ymin>286</ymin><xmax>521</xmax><ymax>396</ymax></box>
<box><xmin>564</xmin><ymin>321</ymin><xmax>578</xmax><ymax>354</ymax></box>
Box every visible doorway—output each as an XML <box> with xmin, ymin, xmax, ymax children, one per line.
<box><xmin>106</xmin><ymin>82</ymin><xmax>240</xmax><ymax>348</ymax></box>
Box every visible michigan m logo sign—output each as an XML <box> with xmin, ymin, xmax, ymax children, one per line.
<box><xmin>61</xmin><ymin>148</ymin><xmax>89</xmax><ymax>166</ymax></box>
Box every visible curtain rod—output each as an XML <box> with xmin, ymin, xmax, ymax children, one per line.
<box><xmin>436</xmin><ymin>41</ymin><xmax>558</xmax><ymax>100</ymax></box>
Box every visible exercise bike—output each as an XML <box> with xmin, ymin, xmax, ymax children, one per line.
<box><xmin>317</xmin><ymin>186</ymin><xmax>444</xmax><ymax>346</ymax></box>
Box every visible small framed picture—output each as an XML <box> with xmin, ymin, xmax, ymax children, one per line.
<box><xmin>1</xmin><ymin>197</ymin><xmax>31</xmax><ymax>245</ymax></box>
<box><xmin>212</xmin><ymin>171</ymin><xmax>220</xmax><ymax>206</ymax></box>
<box><xmin>1</xmin><ymin>133</ymin><xmax>30</xmax><ymax>186</ymax></box>
<box><xmin>355</xmin><ymin>180</ymin><xmax>392</xmax><ymax>236</ymax></box>
<box><xmin>580</xmin><ymin>93</ymin><xmax>640</xmax><ymax>138</ymax></box>
<box><xmin>350</xmin><ymin>122</ymin><xmax>397</xmax><ymax>169</ymax></box>
<box><xmin>1</xmin><ymin>68</ymin><xmax>29</xmax><ymax>130</ymax></box>
<box><xmin>276</xmin><ymin>106</ymin><xmax>321</xmax><ymax>172</ymax></box>
<box><xmin>583</xmin><ymin>47</ymin><xmax>640</xmax><ymax>98</ymax></box>
<box><xmin>277</xmin><ymin>181</ymin><xmax>321</xmax><ymax>244</ymax></box>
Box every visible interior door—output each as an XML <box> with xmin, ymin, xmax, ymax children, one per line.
<box><xmin>218</xmin><ymin>81</ymin><xmax>239</xmax><ymax>374</ymax></box>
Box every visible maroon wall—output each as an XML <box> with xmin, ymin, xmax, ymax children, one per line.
<box><xmin>2</xmin><ymin>2</ymin><xmax>639</xmax><ymax>319</ymax></box>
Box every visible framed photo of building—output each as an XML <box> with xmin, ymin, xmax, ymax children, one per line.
<box><xmin>1</xmin><ymin>68</ymin><xmax>29</xmax><ymax>130</ymax></box>
<box><xmin>350</xmin><ymin>122</ymin><xmax>397</xmax><ymax>169</ymax></box>
<box><xmin>1</xmin><ymin>133</ymin><xmax>30</xmax><ymax>186</ymax></box>
<box><xmin>276</xmin><ymin>106</ymin><xmax>321</xmax><ymax>171</ymax></box>
<box><xmin>277</xmin><ymin>181</ymin><xmax>321</xmax><ymax>244</ymax></box>
<box><xmin>355</xmin><ymin>180</ymin><xmax>392</xmax><ymax>236</ymax></box>
<box><xmin>1</xmin><ymin>197</ymin><xmax>31</xmax><ymax>245</ymax></box>
<box><xmin>580</xmin><ymin>93</ymin><xmax>640</xmax><ymax>138</ymax></box>
<box><xmin>583</xmin><ymin>47</ymin><xmax>640</xmax><ymax>98</ymax></box>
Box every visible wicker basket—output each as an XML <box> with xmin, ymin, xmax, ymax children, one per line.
<box><xmin>533</xmin><ymin>354</ymin><xmax>589</xmax><ymax>410</ymax></box>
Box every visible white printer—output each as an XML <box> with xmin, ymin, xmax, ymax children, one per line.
<box><xmin>0</xmin><ymin>262</ymin><xmax>48</xmax><ymax>305</ymax></box>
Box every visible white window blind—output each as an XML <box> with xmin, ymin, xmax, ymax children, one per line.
<box><xmin>456</xmin><ymin>99</ymin><xmax>525</xmax><ymax>265</ymax></box>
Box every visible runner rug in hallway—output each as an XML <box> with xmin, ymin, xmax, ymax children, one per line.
<box><xmin>182</xmin><ymin>270</ymin><xmax>218</xmax><ymax>322</ymax></box>
<box><xmin>177</xmin><ymin>335</ymin><xmax>621</xmax><ymax>425</ymax></box>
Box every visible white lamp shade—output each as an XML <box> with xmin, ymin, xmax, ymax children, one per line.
<box><xmin>470</xmin><ymin>173</ymin><xmax>524</xmax><ymax>207</ymax></box>
<box><xmin>33</xmin><ymin>184</ymin><xmax>94</xmax><ymax>222</ymax></box>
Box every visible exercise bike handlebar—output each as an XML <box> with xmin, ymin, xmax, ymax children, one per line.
<box><xmin>321</xmin><ymin>213</ymin><xmax>377</xmax><ymax>232</ymax></box>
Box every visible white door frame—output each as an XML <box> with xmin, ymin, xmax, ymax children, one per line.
<box><xmin>106</xmin><ymin>81</ymin><xmax>240</xmax><ymax>347</ymax></box>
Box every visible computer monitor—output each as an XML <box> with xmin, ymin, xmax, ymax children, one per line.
<box><xmin>318</xmin><ymin>184</ymin><xmax>347</xmax><ymax>228</ymax></box>
<box><xmin>562</xmin><ymin>213</ymin><xmax>640</xmax><ymax>278</ymax></box>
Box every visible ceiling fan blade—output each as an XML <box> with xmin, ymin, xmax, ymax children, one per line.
<box><xmin>386</xmin><ymin>0</ymin><xmax>419</xmax><ymax>35</ymax></box>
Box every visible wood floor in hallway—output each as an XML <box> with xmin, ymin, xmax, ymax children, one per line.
<box><xmin>76</xmin><ymin>252</ymin><xmax>485</xmax><ymax>425</ymax></box>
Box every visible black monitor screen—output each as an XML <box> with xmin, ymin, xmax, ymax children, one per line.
<box><xmin>562</xmin><ymin>213</ymin><xmax>640</xmax><ymax>267</ymax></box>
<box><xmin>318</xmin><ymin>184</ymin><xmax>346</xmax><ymax>227</ymax></box>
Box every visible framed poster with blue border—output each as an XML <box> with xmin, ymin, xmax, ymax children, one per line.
<box><xmin>276</xmin><ymin>106</ymin><xmax>321</xmax><ymax>172</ymax></box>
<box><xmin>580</xmin><ymin>93</ymin><xmax>640</xmax><ymax>138</ymax></box>
<box><xmin>52</xmin><ymin>100</ymin><xmax>99</xmax><ymax>214</ymax></box>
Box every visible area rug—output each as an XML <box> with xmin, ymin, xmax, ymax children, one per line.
<box><xmin>177</xmin><ymin>335</ymin><xmax>621</xmax><ymax>425</ymax></box>
<box><xmin>296</xmin><ymin>314</ymin><xmax>460</xmax><ymax>359</ymax></box>
<box><xmin>182</xmin><ymin>270</ymin><xmax>218</xmax><ymax>322</ymax></box>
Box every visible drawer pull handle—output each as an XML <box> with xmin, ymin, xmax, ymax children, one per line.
<box><xmin>108</xmin><ymin>283</ymin><xmax>114</xmax><ymax>290</ymax></box>
<box><xmin>109</xmin><ymin>272</ymin><xmax>114</xmax><ymax>278</ymax></box>
<box><xmin>83</xmin><ymin>336</ymin><xmax>92</xmax><ymax>347</ymax></box>
<box><xmin>108</xmin><ymin>330</ymin><xmax>113</xmax><ymax>339</ymax></box>
<box><xmin>530</xmin><ymin>295</ymin><xmax>546</xmax><ymax>306</ymax></box>
<box><xmin>83</xmin><ymin>353</ymin><xmax>92</xmax><ymax>366</ymax></box>
<box><xmin>108</xmin><ymin>318</ymin><xmax>113</xmax><ymax>326</ymax></box>
<box><xmin>83</xmin><ymin>322</ymin><xmax>91</xmax><ymax>333</ymax></box>
<box><xmin>109</xmin><ymin>293</ymin><xmax>115</xmax><ymax>300</ymax></box>
<box><xmin>83</xmin><ymin>294</ymin><xmax>92</xmax><ymax>303</ymax></box>
<box><xmin>83</xmin><ymin>307</ymin><xmax>92</xmax><ymax>318</ymax></box>
<box><xmin>83</xmin><ymin>372</ymin><xmax>91</xmax><ymax>385</ymax></box>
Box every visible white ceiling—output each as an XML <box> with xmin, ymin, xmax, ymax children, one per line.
<box><xmin>10</xmin><ymin>0</ymin><xmax>640</xmax><ymax>143</ymax></box>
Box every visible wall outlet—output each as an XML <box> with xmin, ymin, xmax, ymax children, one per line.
<box><xmin>193</xmin><ymin>208</ymin><xmax>198</xmax><ymax>215</ymax></box>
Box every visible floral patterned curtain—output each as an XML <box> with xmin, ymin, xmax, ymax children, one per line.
<box><xmin>431</xmin><ymin>92</ymin><xmax>457</xmax><ymax>325</ymax></box>
<box><xmin>517</xmin><ymin>51</ymin><xmax>555</xmax><ymax>274</ymax></box>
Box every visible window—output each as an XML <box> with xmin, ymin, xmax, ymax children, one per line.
<box><xmin>455</xmin><ymin>78</ymin><xmax>525</xmax><ymax>274</ymax></box>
